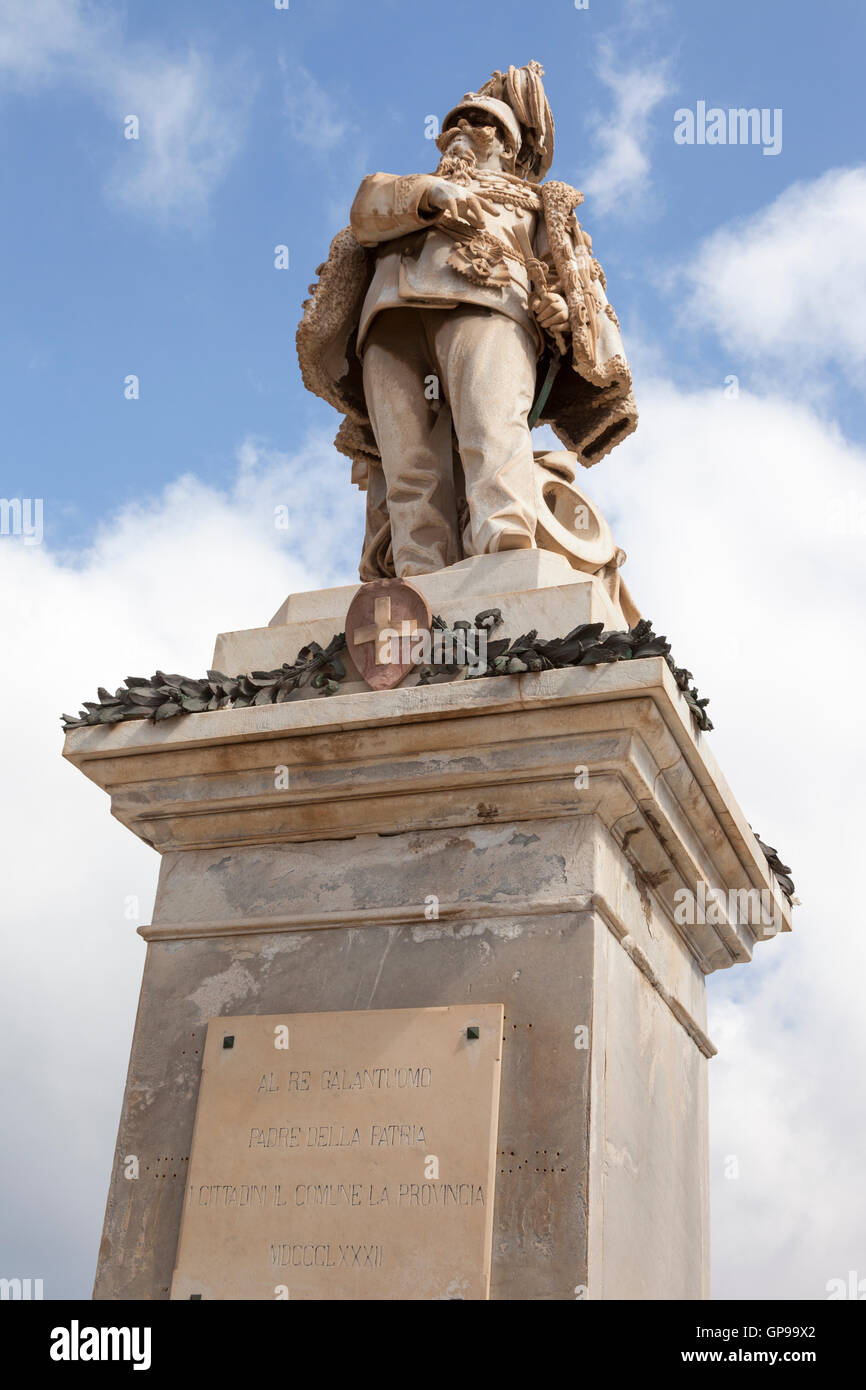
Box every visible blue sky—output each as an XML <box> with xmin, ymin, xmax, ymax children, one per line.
<box><xmin>2</xmin><ymin>0</ymin><xmax>866</xmax><ymax>1302</ymax></box>
<box><xmin>2</xmin><ymin>0</ymin><xmax>864</xmax><ymax>550</ymax></box>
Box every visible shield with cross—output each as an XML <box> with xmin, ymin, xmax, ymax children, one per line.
<box><xmin>344</xmin><ymin>578</ymin><xmax>432</xmax><ymax>691</ymax></box>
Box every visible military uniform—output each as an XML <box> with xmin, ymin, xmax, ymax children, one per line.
<box><xmin>351</xmin><ymin>168</ymin><xmax>557</xmax><ymax>576</ymax></box>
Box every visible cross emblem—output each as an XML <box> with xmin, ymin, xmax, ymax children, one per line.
<box><xmin>352</xmin><ymin>596</ymin><xmax>418</xmax><ymax>665</ymax></box>
<box><xmin>345</xmin><ymin>578</ymin><xmax>431</xmax><ymax>690</ymax></box>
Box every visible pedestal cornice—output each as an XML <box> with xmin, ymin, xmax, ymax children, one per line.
<box><xmin>63</xmin><ymin>655</ymin><xmax>791</xmax><ymax>976</ymax></box>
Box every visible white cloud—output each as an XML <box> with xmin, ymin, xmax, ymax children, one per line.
<box><xmin>682</xmin><ymin>166</ymin><xmax>866</xmax><ymax>387</ymax></box>
<box><xmin>0</xmin><ymin>0</ymin><xmax>111</xmax><ymax>81</ymax></box>
<box><xmin>579</xmin><ymin>41</ymin><xmax>671</xmax><ymax>215</ymax></box>
<box><xmin>0</xmin><ymin>0</ymin><xmax>251</xmax><ymax>221</ymax></box>
<box><xmin>278</xmin><ymin>59</ymin><xmax>373</xmax><ymax>234</ymax></box>
<box><xmin>280</xmin><ymin>61</ymin><xmax>349</xmax><ymax>155</ymax></box>
<box><xmin>105</xmin><ymin>50</ymin><xmax>251</xmax><ymax>221</ymax></box>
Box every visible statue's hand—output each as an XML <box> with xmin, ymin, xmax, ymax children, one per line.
<box><xmin>532</xmin><ymin>291</ymin><xmax>570</xmax><ymax>356</ymax></box>
<box><xmin>421</xmin><ymin>179</ymin><xmax>500</xmax><ymax>228</ymax></box>
<box><xmin>532</xmin><ymin>291</ymin><xmax>569</xmax><ymax>333</ymax></box>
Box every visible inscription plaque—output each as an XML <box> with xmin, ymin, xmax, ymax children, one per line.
<box><xmin>170</xmin><ymin>1004</ymin><xmax>504</xmax><ymax>1300</ymax></box>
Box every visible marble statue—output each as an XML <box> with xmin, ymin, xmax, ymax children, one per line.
<box><xmin>297</xmin><ymin>61</ymin><xmax>637</xmax><ymax>580</ymax></box>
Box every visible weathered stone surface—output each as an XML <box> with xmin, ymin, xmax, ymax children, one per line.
<box><xmin>269</xmin><ymin>549</ymin><xmax>578</xmax><ymax>627</ymax></box>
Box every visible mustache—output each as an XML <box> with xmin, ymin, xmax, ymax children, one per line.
<box><xmin>434</xmin><ymin>123</ymin><xmax>501</xmax><ymax>159</ymax></box>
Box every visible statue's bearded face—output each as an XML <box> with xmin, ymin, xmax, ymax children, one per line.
<box><xmin>434</xmin><ymin>115</ymin><xmax>514</xmax><ymax>182</ymax></box>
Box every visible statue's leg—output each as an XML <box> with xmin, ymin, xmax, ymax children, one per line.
<box><xmin>361</xmin><ymin>308</ymin><xmax>460</xmax><ymax>577</ymax></box>
<box><xmin>429</xmin><ymin>306</ymin><xmax>538</xmax><ymax>557</ymax></box>
<box><xmin>359</xmin><ymin>462</ymin><xmax>393</xmax><ymax>581</ymax></box>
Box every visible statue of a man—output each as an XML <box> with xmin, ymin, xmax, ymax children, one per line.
<box><xmin>297</xmin><ymin>61</ymin><xmax>637</xmax><ymax>580</ymax></box>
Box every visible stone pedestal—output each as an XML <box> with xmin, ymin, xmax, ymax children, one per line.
<box><xmin>64</xmin><ymin>554</ymin><xmax>789</xmax><ymax>1300</ymax></box>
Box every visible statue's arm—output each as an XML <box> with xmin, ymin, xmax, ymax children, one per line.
<box><xmin>531</xmin><ymin>216</ymin><xmax>571</xmax><ymax>349</ymax></box>
<box><xmin>532</xmin><ymin>217</ymin><xmax>563</xmax><ymax>292</ymax></box>
<box><xmin>350</xmin><ymin>172</ymin><xmax>441</xmax><ymax>247</ymax></box>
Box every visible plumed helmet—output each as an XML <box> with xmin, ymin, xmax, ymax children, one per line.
<box><xmin>444</xmin><ymin>60</ymin><xmax>555</xmax><ymax>182</ymax></box>
<box><xmin>441</xmin><ymin>96</ymin><xmax>525</xmax><ymax>157</ymax></box>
